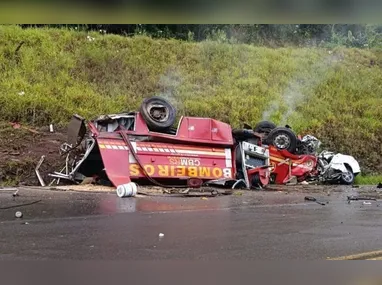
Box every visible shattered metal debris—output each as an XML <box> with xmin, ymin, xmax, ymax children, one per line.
<box><xmin>35</xmin><ymin>156</ymin><xmax>46</xmax><ymax>187</ymax></box>
<box><xmin>363</xmin><ymin>201</ymin><xmax>372</xmax><ymax>205</ymax></box>
<box><xmin>179</xmin><ymin>189</ymin><xmax>190</xmax><ymax>194</ymax></box>
<box><xmin>304</xmin><ymin>196</ymin><xmax>326</xmax><ymax>206</ymax></box>
<box><xmin>304</xmin><ymin>196</ymin><xmax>316</xmax><ymax>201</ymax></box>
<box><xmin>347</xmin><ymin>195</ymin><xmax>377</xmax><ymax>201</ymax></box>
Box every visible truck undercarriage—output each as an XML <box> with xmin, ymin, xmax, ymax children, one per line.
<box><xmin>38</xmin><ymin>97</ymin><xmax>360</xmax><ymax>193</ymax></box>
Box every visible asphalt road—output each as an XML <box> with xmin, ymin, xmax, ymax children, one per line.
<box><xmin>0</xmin><ymin>186</ymin><xmax>382</xmax><ymax>260</ymax></box>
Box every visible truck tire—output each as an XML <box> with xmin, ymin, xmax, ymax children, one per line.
<box><xmin>266</xmin><ymin>127</ymin><xmax>297</xmax><ymax>154</ymax></box>
<box><xmin>254</xmin><ymin>121</ymin><xmax>277</xmax><ymax>135</ymax></box>
<box><xmin>140</xmin><ymin>96</ymin><xmax>176</xmax><ymax>131</ymax></box>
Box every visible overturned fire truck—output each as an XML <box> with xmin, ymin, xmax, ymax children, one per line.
<box><xmin>43</xmin><ymin>97</ymin><xmax>360</xmax><ymax>193</ymax></box>
<box><xmin>46</xmin><ymin>97</ymin><xmax>273</xmax><ymax>192</ymax></box>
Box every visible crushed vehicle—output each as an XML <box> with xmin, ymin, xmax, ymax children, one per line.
<box><xmin>40</xmin><ymin>97</ymin><xmax>360</xmax><ymax>191</ymax></box>
<box><xmin>312</xmin><ymin>150</ymin><xmax>360</xmax><ymax>185</ymax></box>
<box><xmin>251</xmin><ymin>121</ymin><xmax>361</xmax><ymax>185</ymax></box>
<box><xmin>44</xmin><ymin>97</ymin><xmax>273</xmax><ymax>192</ymax></box>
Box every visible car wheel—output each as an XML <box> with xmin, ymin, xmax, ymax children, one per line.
<box><xmin>140</xmin><ymin>96</ymin><xmax>176</xmax><ymax>131</ymax></box>
<box><xmin>266</xmin><ymin>127</ymin><xmax>297</xmax><ymax>154</ymax></box>
<box><xmin>340</xmin><ymin>166</ymin><xmax>354</xmax><ymax>185</ymax></box>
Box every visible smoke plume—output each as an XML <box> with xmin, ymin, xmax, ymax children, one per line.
<box><xmin>262</xmin><ymin>52</ymin><xmax>341</xmax><ymax>125</ymax></box>
<box><xmin>156</xmin><ymin>67</ymin><xmax>183</xmax><ymax>110</ymax></box>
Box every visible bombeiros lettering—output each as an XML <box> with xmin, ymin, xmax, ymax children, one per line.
<box><xmin>129</xmin><ymin>164</ymin><xmax>232</xmax><ymax>179</ymax></box>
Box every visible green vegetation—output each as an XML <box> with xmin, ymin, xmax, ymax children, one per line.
<box><xmin>22</xmin><ymin>24</ymin><xmax>382</xmax><ymax>48</ymax></box>
<box><xmin>355</xmin><ymin>175</ymin><xmax>382</xmax><ymax>185</ymax></box>
<box><xmin>0</xmin><ymin>25</ymin><xmax>382</xmax><ymax>175</ymax></box>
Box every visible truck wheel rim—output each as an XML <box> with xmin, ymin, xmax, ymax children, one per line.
<box><xmin>274</xmin><ymin>134</ymin><xmax>290</xmax><ymax>149</ymax></box>
<box><xmin>147</xmin><ymin>103</ymin><xmax>169</xmax><ymax>122</ymax></box>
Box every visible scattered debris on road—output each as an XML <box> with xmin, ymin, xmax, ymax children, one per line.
<box><xmin>0</xmin><ymin>199</ymin><xmax>42</xmax><ymax>210</ymax></box>
<box><xmin>347</xmin><ymin>195</ymin><xmax>377</xmax><ymax>201</ymax></box>
<box><xmin>304</xmin><ymin>196</ymin><xmax>327</xmax><ymax>205</ymax></box>
<box><xmin>15</xmin><ymin>211</ymin><xmax>23</xmax><ymax>218</ymax></box>
<box><xmin>116</xmin><ymin>183</ymin><xmax>138</xmax><ymax>198</ymax></box>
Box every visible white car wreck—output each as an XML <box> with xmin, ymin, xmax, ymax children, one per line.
<box><xmin>315</xmin><ymin>150</ymin><xmax>361</xmax><ymax>185</ymax></box>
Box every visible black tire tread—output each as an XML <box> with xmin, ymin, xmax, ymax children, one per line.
<box><xmin>254</xmin><ymin>121</ymin><xmax>277</xmax><ymax>134</ymax></box>
<box><xmin>139</xmin><ymin>96</ymin><xmax>176</xmax><ymax>131</ymax></box>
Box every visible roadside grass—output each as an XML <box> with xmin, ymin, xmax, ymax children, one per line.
<box><xmin>355</xmin><ymin>175</ymin><xmax>382</xmax><ymax>185</ymax></box>
<box><xmin>0</xmin><ymin>25</ymin><xmax>382</xmax><ymax>174</ymax></box>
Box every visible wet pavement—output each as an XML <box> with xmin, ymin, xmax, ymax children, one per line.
<box><xmin>0</xmin><ymin>186</ymin><xmax>382</xmax><ymax>260</ymax></box>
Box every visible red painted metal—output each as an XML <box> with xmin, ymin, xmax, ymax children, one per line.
<box><xmin>96</xmin><ymin>138</ymin><xmax>132</xmax><ymax>187</ymax></box>
<box><xmin>88</xmin><ymin>112</ymin><xmax>274</xmax><ymax>188</ymax></box>
<box><xmin>247</xmin><ymin>167</ymin><xmax>270</xmax><ymax>187</ymax></box>
<box><xmin>258</xmin><ymin>168</ymin><xmax>270</xmax><ymax>186</ymax></box>
<box><xmin>268</xmin><ymin>146</ymin><xmax>317</xmax><ymax>184</ymax></box>
<box><xmin>91</xmin><ymin>113</ymin><xmax>236</xmax><ymax>187</ymax></box>
<box><xmin>97</xmin><ymin>138</ymin><xmax>233</xmax><ymax>183</ymax></box>
<box><xmin>92</xmin><ymin>113</ymin><xmax>234</xmax><ymax>146</ymax></box>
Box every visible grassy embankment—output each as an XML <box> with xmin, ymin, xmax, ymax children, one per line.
<box><xmin>0</xmin><ymin>25</ymin><xmax>381</xmax><ymax>184</ymax></box>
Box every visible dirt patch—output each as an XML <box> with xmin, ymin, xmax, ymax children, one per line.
<box><xmin>0</xmin><ymin>122</ymin><xmax>66</xmax><ymax>186</ymax></box>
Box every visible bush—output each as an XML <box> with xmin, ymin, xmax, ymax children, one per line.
<box><xmin>1</xmin><ymin>25</ymin><xmax>382</xmax><ymax>173</ymax></box>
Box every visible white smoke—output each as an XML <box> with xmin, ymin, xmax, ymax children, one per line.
<box><xmin>262</xmin><ymin>101</ymin><xmax>280</xmax><ymax>122</ymax></box>
<box><xmin>262</xmin><ymin>52</ymin><xmax>341</xmax><ymax>125</ymax></box>
<box><xmin>156</xmin><ymin>67</ymin><xmax>183</xmax><ymax>110</ymax></box>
